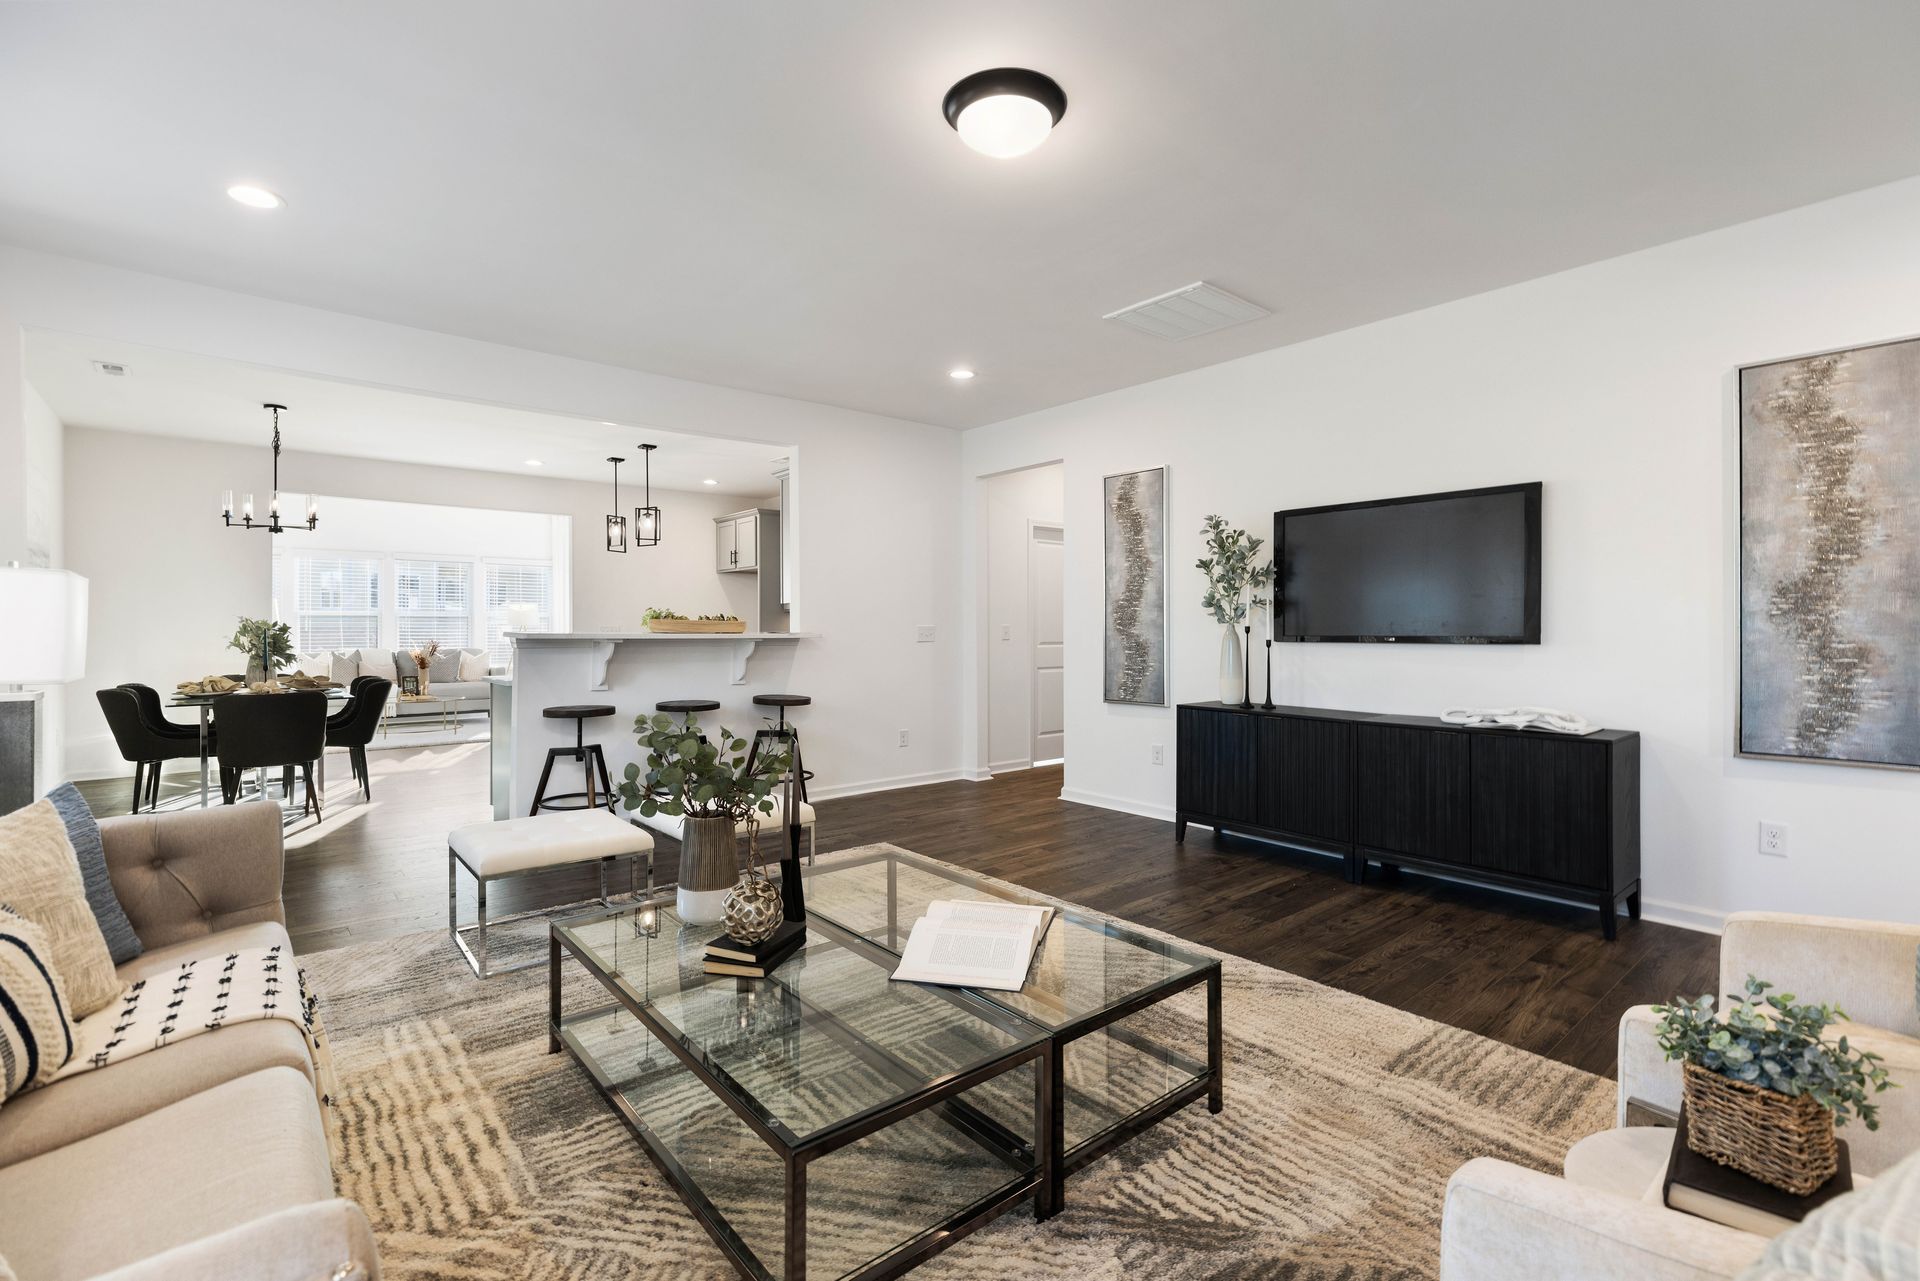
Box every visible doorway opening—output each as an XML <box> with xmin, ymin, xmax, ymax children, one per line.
<box><xmin>981</xmin><ymin>462</ymin><xmax>1064</xmax><ymax>775</ymax></box>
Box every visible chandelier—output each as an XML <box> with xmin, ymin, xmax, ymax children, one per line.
<box><xmin>220</xmin><ymin>403</ymin><xmax>316</xmax><ymax>533</ymax></box>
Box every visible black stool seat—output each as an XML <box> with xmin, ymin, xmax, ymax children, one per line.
<box><xmin>544</xmin><ymin>704</ymin><xmax>615</xmax><ymax>719</ymax></box>
<box><xmin>752</xmin><ymin>694</ymin><xmax>811</xmax><ymax>708</ymax></box>
<box><xmin>656</xmin><ymin>699</ymin><xmax>720</xmax><ymax>714</ymax></box>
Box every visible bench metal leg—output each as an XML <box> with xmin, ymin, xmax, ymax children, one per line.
<box><xmin>451</xmin><ymin>847</ymin><xmax>654</xmax><ymax>981</ymax></box>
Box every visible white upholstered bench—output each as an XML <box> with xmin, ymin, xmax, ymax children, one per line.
<box><xmin>448</xmin><ymin>809</ymin><xmax>655</xmax><ymax>978</ymax></box>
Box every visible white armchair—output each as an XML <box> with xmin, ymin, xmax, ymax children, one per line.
<box><xmin>1620</xmin><ymin>912</ymin><xmax>1920</xmax><ymax>1176</ymax></box>
<box><xmin>1441</xmin><ymin>910</ymin><xmax>1920</xmax><ymax>1281</ymax></box>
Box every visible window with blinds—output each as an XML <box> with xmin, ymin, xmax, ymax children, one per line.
<box><xmin>395</xmin><ymin>559</ymin><xmax>472</xmax><ymax>649</ymax></box>
<box><xmin>275</xmin><ymin>553</ymin><xmax>381</xmax><ymax>652</ymax></box>
<box><xmin>484</xmin><ymin>561</ymin><xmax>553</xmax><ymax>666</ymax></box>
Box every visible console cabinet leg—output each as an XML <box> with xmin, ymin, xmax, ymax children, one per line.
<box><xmin>1627</xmin><ymin>889</ymin><xmax>1642</xmax><ymax>921</ymax></box>
<box><xmin>1174</xmin><ymin>816</ymin><xmax>1187</xmax><ymax>843</ymax></box>
<box><xmin>1601</xmin><ymin>903</ymin><xmax>1618</xmax><ymax>942</ymax></box>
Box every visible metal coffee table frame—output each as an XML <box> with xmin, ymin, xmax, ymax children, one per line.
<box><xmin>550</xmin><ymin>904</ymin><xmax>1056</xmax><ymax>1281</ymax></box>
<box><xmin>803</xmin><ymin>847</ymin><xmax>1224</xmax><ymax>1216</ymax></box>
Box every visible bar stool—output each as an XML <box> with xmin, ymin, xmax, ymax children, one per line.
<box><xmin>530</xmin><ymin>704</ymin><xmax>617</xmax><ymax>815</ymax></box>
<box><xmin>747</xmin><ymin>694</ymin><xmax>813</xmax><ymax>805</ymax></box>
<box><xmin>655</xmin><ymin>699</ymin><xmax>720</xmax><ymax>740</ymax></box>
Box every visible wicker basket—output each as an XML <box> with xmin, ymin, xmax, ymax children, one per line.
<box><xmin>645</xmin><ymin>618</ymin><xmax>746</xmax><ymax>634</ymax></box>
<box><xmin>1682</xmin><ymin>1061</ymin><xmax>1838</xmax><ymax>1194</ymax></box>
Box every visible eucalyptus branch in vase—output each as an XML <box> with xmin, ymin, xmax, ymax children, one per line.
<box><xmin>1197</xmin><ymin>515</ymin><xmax>1274</xmax><ymax>704</ymax></box>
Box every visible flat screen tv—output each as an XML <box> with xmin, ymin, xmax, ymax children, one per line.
<box><xmin>1275</xmin><ymin>482</ymin><xmax>1541</xmax><ymax>643</ymax></box>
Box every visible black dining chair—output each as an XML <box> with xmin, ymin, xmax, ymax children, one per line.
<box><xmin>118</xmin><ymin>683</ymin><xmax>203</xmax><ymax>741</ymax></box>
<box><xmin>214</xmin><ymin>691</ymin><xmax>329</xmax><ymax>819</ymax></box>
<box><xmin>96</xmin><ymin>687</ymin><xmax>203</xmax><ymax>813</ymax></box>
<box><xmin>325</xmin><ymin>677</ymin><xmax>391</xmax><ymax>800</ymax></box>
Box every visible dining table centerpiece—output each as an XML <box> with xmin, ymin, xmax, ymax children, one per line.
<box><xmin>616</xmin><ymin>710</ymin><xmax>788</xmax><ymax>925</ymax></box>
<box><xmin>227</xmin><ymin>617</ymin><xmax>293</xmax><ymax>686</ymax></box>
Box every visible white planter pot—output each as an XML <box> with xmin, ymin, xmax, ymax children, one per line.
<box><xmin>1219</xmin><ymin>625</ymin><xmax>1244</xmax><ymax>705</ymax></box>
<box><xmin>676</xmin><ymin>886</ymin><xmax>730</xmax><ymax>925</ymax></box>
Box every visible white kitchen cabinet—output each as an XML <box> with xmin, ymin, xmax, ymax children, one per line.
<box><xmin>715</xmin><ymin>508</ymin><xmax>773</xmax><ymax>575</ymax></box>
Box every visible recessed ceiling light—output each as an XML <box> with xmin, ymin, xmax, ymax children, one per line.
<box><xmin>600</xmin><ymin>421</ymin><xmax>619</xmax><ymax>427</ymax></box>
<box><xmin>943</xmin><ymin>69</ymin><xmax>1067</xmax><ymax>158</ymax></box>
<box><xmin>949</xmin><ymin>368</ymin><xmax>976</xmax><ymax>380</ymax></box>
<box><xmin>524</xmin><ymin>459</ymin><xmax>543</xmax><ymax>466</ymax></box>
<box><xmin>702</xmin><ymin>478</ymin><xmax>718</xmax><ymax>486</ymax></box>
<box><xmin>226</xmin><ymin>184</ymin><xmax>284</xmax><ymax>209</ymax></box>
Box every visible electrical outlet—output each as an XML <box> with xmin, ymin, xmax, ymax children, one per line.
<box><xmin>1759</xmin><ymin>820</ymin><xmax>1789</xmax><ymax>857</ymax></box>
<box><xmin>916</xmin><ymin>625</ymin><xmax>935</xmax><ymax>643</ymax></box>
<box><xmin>1151</xmin><ymin>744</ymin><xmax>1165</xmax><ymax>766</ymax></box>
<box><xmin>1000</xmin><ymin>624</ymin><xmax>1011</xmax><ymax>641</ymax></box>
<box><xmin>898</xmin><ymin>729</ymin><xmax>910</xmax><ymax>748</ymax></box>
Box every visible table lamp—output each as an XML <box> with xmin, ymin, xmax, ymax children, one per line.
<box><xmin>0</xmin><ymin>566</ymin><xmax>89</xmax><ymax>814</ymax></box>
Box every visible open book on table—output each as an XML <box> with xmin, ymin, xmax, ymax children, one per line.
<box><xmin>891</xmin><ymin>898</ymin><xmax>1054</xmax><ymax>992</ymax></box>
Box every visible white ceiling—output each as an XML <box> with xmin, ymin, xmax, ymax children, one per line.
<box><xmin>4</xmin><ymin>2</ymin><xmax>1919</xmax><ymax>430</ymax></box>
<box><xmin>26</xmin><ymin>331</ymin><xmax>789</xmax><ymax>494</ymax></box>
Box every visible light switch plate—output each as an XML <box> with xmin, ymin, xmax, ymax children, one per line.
<box><xmin>916</xmin><ymin>625</ymin><xmax>935</xmax><ymax>643</ymax></box>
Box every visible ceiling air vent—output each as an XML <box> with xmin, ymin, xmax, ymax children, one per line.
<box><xmin>91</xmin><ymin>360</ymin><xmax>127</xmax><ymax>376</ymax></box>
<box><xmin>1102</xmin><ymin>281</ymin><xmax>1270</xmax><ymax>341</ymax></box>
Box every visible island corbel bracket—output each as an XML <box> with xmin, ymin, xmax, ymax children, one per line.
<box><xmin>588</xmin><ymin>641</ymin><xmax>616</xmax><ymax>692</ymax></box>
<box><xmin>727</xmin><ymin>639</ymin><xmax>760</xmax><ymax>686</ymax></box>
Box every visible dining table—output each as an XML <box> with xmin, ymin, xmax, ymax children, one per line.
<box><xmin>168</xmin><ymin>687</ymin><xmax>350</xmax><ymax>809</ymax></box>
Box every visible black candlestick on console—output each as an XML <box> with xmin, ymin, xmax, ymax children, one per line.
<box><xmin>1240</xmin><ymin>623</ymin><xmax>1254</xmax><ymax>708</ymax></box>
<box><xmin>1262</xmin><ymin>637</ymin><xmax>1276</xmax><ymax>710</ymax></box>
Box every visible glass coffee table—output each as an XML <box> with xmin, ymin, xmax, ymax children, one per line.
<box><xmin>550</xmin><ymin>900</ymin><xmax>1053</xmax><ymax>1281</ymax></box>
<box><xmin>802</xmin><ymin>848</ymin><xmax>1223</xmax><ymax>1214</ymax></box>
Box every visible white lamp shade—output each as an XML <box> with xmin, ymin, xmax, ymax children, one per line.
<box><xmin>0</xmin><ymin>569</ymin><xmax>88</xmax><ymax>683</ymax></box>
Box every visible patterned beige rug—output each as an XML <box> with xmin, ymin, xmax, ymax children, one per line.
<box><xmin>303</xmin><ymin>844</ymin><xmax>1612</xmax><ymax>1280</ymax></box>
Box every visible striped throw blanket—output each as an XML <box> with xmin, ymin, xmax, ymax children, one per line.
<box><xmin>50</xmin><ymin>945</ymin><xmax>320</xmax><ymax>1084</ymax></box>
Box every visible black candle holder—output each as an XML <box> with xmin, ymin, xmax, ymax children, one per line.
<box><xmin>1262</xmin><ymin>637</ymin><xmax>1276</xmax><ymax>710</ymax></box>
<box><xmin>1239</xmin><ymin>624</ymin><xmax>1254</xmax><ymax>708</ymax></box>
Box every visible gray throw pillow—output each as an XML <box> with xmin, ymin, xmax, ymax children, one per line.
<box><xmin>43</xmin><ymin>783</ymin><xmax>141</xmax><ymax>964</ymax></box>
<box><xmin>427</xmin><ymin>650</ymin><xmax>462</xmax><ymax>683</ymax></box>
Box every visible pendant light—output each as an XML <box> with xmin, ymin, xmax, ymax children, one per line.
<box><xmin>605</xmin><ymin>456</ymin><xmax>628</xmax><ymax>553</ymax></box>
<box><xmin>634</xmin><ymin>443</ymin><xmax>661</xmax><ymax>547</ymax></box>
<box><xmin>221</xmin><ymin>403</ymin><xmax>317</xmax><ymax>534</ymax></box>
<box><xmin>942</xmin><ymin>68</ymin><xmax>1067</xmax><ymax>158</ymax></box>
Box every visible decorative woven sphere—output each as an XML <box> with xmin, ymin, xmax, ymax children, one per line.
<box><xmin>723</xmin><ymin>872</ymin><xmax>785</xmax><ymax>945</ymax></box>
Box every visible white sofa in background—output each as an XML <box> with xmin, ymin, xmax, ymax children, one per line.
<box><xmin>1440</xmin><ymin>911</ymin><xmax>1920</xmax><ymax>1281</ymax></box>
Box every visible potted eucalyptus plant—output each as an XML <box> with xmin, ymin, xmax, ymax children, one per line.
<box><xmin>227</xmin><ymin>617</ymin><xmax>293</xmax><ymax>685</ymax></box>
<box><xmin>618</xmin><ymin>711</ymin><xmax>790</xmax><ymax>925</ymax></box>
<box><xmin>1654</xmin><ymin>976</ymin><xmax>1895</xmax><ymax>1194</ymax></box>
<box><xmin>1197</xmin><ymin>515</ymin><xmax>1274</xmax><ymax>704</ymax></box>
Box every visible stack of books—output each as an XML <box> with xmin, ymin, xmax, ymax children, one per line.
<box><xmin>704</xmin><ymin>920</ymin><xmax>807</xmax><ymax>978</ymax></box>
<box><xmin>1663</xmin><ymin>1109</ymin><xmax>1852</xmax><ymax>1236</ymax></box>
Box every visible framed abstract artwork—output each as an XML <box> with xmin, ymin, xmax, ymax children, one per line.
<box><xmin>1103</xmin><ymin>465</ymin><xmax>1167</xmax><ymax>706</ymax></box>
<box><xmin>1739</xmin><ymin>335</ymin><xmax>1920</xmax><ymax>770</ymax></box>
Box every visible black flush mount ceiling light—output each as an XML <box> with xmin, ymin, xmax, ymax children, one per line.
<box><xmin>605</xmin><ymin>456</ymin><xmax>628</xmax><ymax>553</ymax></box>
<box><xmin>634</xmin><ymin>443</ymin><xmax>661</xmax><ymax>547</ymax></box>
<box><xmin>942</xmin><ymin>67</ymin><xmax>1067</xmax><ymax>158</ymax></box>
<box><xmin>220</xmin><ymin>403</ymin><xmax>317</xmax><ymax>534</ymax></box>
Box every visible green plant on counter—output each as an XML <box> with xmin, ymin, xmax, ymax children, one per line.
<box><xmin>1197</xmin><ymin>515</ymin><xmax>1273</xmax><ymax>625</ymax></box>
<box><xmin>696</xmin><ymin>614</ymin><xmax>740</xmax><ymax>622</ymax></box>
<box><xmin>618</xmin><ymin>712</ymin><xmax>790</xmax><ymax>822</ymax></box>
<box><xmin>226</xmin><ymin>617</ymin><xmax>294</xmax><ymax>672</ymax></box>
<box><xmin>1654</xmin><ymin>976</ymin><xmax>1896</xmax><ymax>1128</ymax></box>
<box><xmin>642</xmin><ymin>607</ymin><xmax>688</xmax><ymax>622</ymax></box>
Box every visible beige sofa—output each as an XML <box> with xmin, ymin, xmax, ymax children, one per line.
<box><xmin>0</xmin><ymin>803</ymin><xmax>379</xmax><ymax>1281</ymax></box>
<box><xmin>1440</xmin><ymin>911</ymin><xmax>1920</xmax><ymax>1280</ymax></box>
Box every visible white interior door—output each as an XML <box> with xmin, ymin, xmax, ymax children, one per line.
<box><xmin>1029</xmin><ymin>524</ymin><xmax>1065</xmax><ymax>764</ymax></box>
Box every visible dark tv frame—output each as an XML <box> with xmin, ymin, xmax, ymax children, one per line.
<box><xmin>1274</xmin><ymin>481</ymin><xmax>1542</xmax><ymax>644</ymax></box>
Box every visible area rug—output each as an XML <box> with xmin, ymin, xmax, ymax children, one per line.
<box><xmin>302</xmin><ymin>844</ymin><xmax>1613</xmax><ymax>1280</ymax></box>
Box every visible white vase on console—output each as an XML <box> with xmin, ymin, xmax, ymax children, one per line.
<box><xmin>1218</xmin><ymin>625</ymin><xmax>1243</xmax><ymax>705</ymax></box>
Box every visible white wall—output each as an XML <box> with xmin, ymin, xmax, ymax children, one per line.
<box><xmin>981</xmin><ymin>464</ymin><xmax>1064</xmax><ymax>772</ymax></box>
<box><xmin>0</xmin><ymin>245</ymin><xmax>961</xmax><ymax>800</ymax></box>
<box><xmin>15</xmin><ymin>382</ymin><xmax>67</xmax><ymax>790</ymax></box>
<box><xmin>62</xmin><ymin>426</ymin><xmax>778</xmax><ymax>776</ymax></box>
<box><xmin>963</xmin><ymin>175</ymin><xmax>1920</xmax><ymax>931</ymax></box>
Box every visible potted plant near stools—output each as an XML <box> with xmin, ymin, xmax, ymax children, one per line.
<box><xmin>616</xmin><ymin>711</ymin><xmax>788</xmax><ymax>925</ymax></box>
<box><xmin>1654</xmin><ymin>976</ymin><xmax>1896</xmax><ymax>1194</ymax></box>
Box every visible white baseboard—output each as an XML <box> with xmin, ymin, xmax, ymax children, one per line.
<box><xmin>1057</xmin><ymin>786</ymin><xmax>1176</xmax><ymax>823</ymax></box>
<box><xmin>809</xmin><ymin>769</ymin><xmax>965</xmax><ymax>802</ymax></box>
<box><xmin>1639</xmin><ymin>899</ymin><xmax>1725</xmax><ymax>935</ymax></box>
<box><xmin>987</xmin><ymin>758</ymin><xmax>1032</xmax><ymax>776</ymax></box>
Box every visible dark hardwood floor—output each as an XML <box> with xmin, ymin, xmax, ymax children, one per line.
<box><xmin>81</xmin><ymin>744</ymin><xmax>1716</xmax><ymax>1077</ymax></box>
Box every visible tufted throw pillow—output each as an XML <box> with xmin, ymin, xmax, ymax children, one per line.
<box><xmin>1741</xmin><ymin>1146</ymin><xmax>1920</xmax><ymax>1280</ymax></box>
<box><xmin>0</xmin><ymin>801</ymin><xmax>121</xmax><ymax>1017</ymax></box>
<box><xmin>0</xmin><ymin>905</ymin><xmax>75</xmax><ymax>1104</ymax></box>
<box><xmin>42</xmin><ymin>783</ymin><xmax>141</xmax><ymax>964</ymax></box>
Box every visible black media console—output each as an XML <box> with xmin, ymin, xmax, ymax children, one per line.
<box><xmin>1175</xmin><ymin>702</ymin><xmax>1641</xmax><ymax>938</ymax></box>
